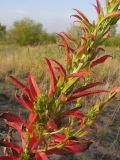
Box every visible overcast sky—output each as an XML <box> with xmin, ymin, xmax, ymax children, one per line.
<box><xmin>0</xmin><ymin>0</ymin><xmax>119</xmax><ymax>33</ymax></box>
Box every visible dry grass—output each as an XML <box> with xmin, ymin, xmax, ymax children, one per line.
<box><xmin>0</xmin><ymin>45</ymin><xmax>120</xmax><ymax>160</ymax></box>
<box><xmin>0</xmin><ymin>45</ymin><xmax>119</xmax><ymax>87</ymax></box>
<box><xmin>0</xmin><ymin>44</ymin><xmax>65</xmax><ymax>87</ymax></box>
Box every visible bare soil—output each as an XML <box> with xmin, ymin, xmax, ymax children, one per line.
<box><xmin>0</xmin><ymin>83</ymin><xmax>120</xmax><ymax>160</ymax></box>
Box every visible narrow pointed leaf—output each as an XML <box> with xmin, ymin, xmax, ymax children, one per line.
<box><xmin>57</xmin><ymin>34</ymin><xmax>71</xmax><ymax>62</ymax></box>
<box><xmin>93</xmin><ymin>47</ymin><xmax>105</xmax><ymax>56</ymax></box>
<box><xmin>73</xmin><ymin>8</ymin><xmax>90</xmax><ymax>23</ymax></box>
<box><xmin>73</xmin><ymin>82</ymin><xmax>103</xmax><ymax>94</ymax></box>
<box><xmin>54</xmin><ymin>107</ymin><xmax>84</xmax><ymax>123</ymax></box>
<box><xmin>5</xmin><ymin>121</ymin><xmax>22</xmax><ymax>133</ymax></box>
<box><xmin>9</xmin><ymin>76</ymin><xmax>32</xmax><ymax>100</ymax></box>
<box><xmin>0</xmin><ymin>113</ymin><xmax>28</xmax><ymax>126</ymax></box>
<box><xmin>50</xmin><ymin>59</ymin><xmax>66</xmax><ymax>75</ymax></box>
<box><xmin>61</xmin><ymin>32</ymin><xmax>76</xmax><ymax>42</ymax></box>
<box><xmin>0</xmin><ymin>156</ymin><xmax>21</xmax><ymax>160</ymax></box>
<box><xmin>67</xmin><ymin>70</ymin><xmax>90</xmax><ymax>78</ymax></box>
<box><xmin>35</xmin><ymin>152</ymin><xmax>48</xmax><ymax>160</ymax></box>
<box><xmin>16</xmin><ymin>94</ymin><xmax>33</xmax><ymax>112</ymax></box>
<box><xmin>29</xmin><ymin>135</ymin><xmax>39</xmax><ymax>151</ymax></box>
<box><xmin>28</xmin><ymin>73</ymin><xmax>41</xmax><ymax>99</ymax></box>
<box><xmin>28</xmin><ymin>112</ymin><xmax>37</xmax><ymax>132</ymax></box>
<box><xmin>90</xmin><ymin>55</ymin><xmax>112</xmax><ymax>68</ymax></box>
<box><xmin>0</xmin><ymin>141</ymin><xmax>23</xmax><ymax>154</ymax></box>
<box><xmin>45</xmin><ymin>58</ymin><xmax>56</xmax><ymax>96</ymax></box>
<box><xmin>95</xmin><ymin>0</ymin><xmax>102</xmax><ymax>14</ymax></box>
<box><xmin>64</xmin><ymin>108</ymin><xmax>85</xmax><ymax>119</ymax></box>
<box><xmin>59</xmin><ymin>44</ymin><xmax>75</xmax><ymax>54</ymax></box>
<box><xmin>68</xmin><ymin>90</ymin><xmax>108</xmax><ymax>101</ymax></box>
<box><xmin>64</xmin><ymin>143</ymin><xmax>91</xmax><ymax>153</ymax></box>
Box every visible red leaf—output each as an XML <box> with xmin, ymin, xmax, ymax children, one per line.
<box><xmin>64</xmin><ymin>108</ymin><xmax>85</xmax><ymax>119</ymax></box>
<box><xmin>73</xmin><ymin>82</ymin><xmax>103</xmax><ymax>94</ymax></box>
<box><xmin>16</xmin><ymin>94</ymin><xmax>33</xmax><ymax>112</ymax></box>
<box><xmin>72</xmin><ymin>14</ymin><xmax>82</xmax><ymax>21</ymax></box>
<box><xmin>50</xmin><ymin>59</ymin><xmax>66</xmax><ymax>76</ymax></box>
<box><xmin>35</xmin><ymin>152</ymin><xmax>48</xmax><ymax>160</ymax></box>
<box><xmin>73</xmin><ymin>8</ymin><xmax>90</xmax><ymax>23</ymax></box>
<box><xmin>77</xmin><ymin>45</ymin><xmax>87</xmax><ymax>53</ymax></box>
<box><xmin>64</xmin><ymin>143</ymin><xmax>91</xmax><ymax>153</ymax></box>
<box><xmin>52</xmin><ymin>133</ymin><xmax>66</xmax><ymax>140</ymax></box>
<box><xmin>59</xmin><ymin>44</ymin><xmax>75</xmax><ymax>54</ymax></box>
<box><xmin>28</xmin><ymin>73</ymin><xmax>41</xmax><ymax>99</ymax></box>
<box><xmin>92</xmin><ymin>0</ymin><xmax>101</xmax><ymax>14</ymax></box>
<box><xmin>68</xmin><ymin>90</ymin><xmax>108</xmax><ymax>101</ymax></box>
<box><xmin>28</xmin><ymin>112</ymin><xmax>37</xmax><ymax>133</ymax></box>
<box><xmin>54</xmin><ymin>107</ymin><xmax>84</xmax><ymax>124</ymax></box>
<box><xmin>47</xmin><ymin>119</ymin><xmax>58</xmax><ymax>130</ymax></box>
<box><xmin>29</xmin><ymin>134</ymin><xmax>39</xmax><ymax>151</ymax></box>
<box><xmin>57</xmin><ymin>34</ymin><xmax>71</xmax><ymax>62</ymax></box>
<box><xmin>0</xmin><ymin>156</ymin><xmax>21</xmax><ymax>160</ymax></box>
<box><xmin>90</xmin><ymin>55</ymin><xmax>112</xmax><ymax>68</ymax></box>
<box><xmin>61</xmin><ymin>32</ymin><xmax>75</xmax><ymax>42</ymax></box>
<box><xmin>112</xmin><ymin>86</ymin><xmax>120</xmax><ymax>93</ymax></box>
<box><xmin>9</xmin><ymin>76</ymin><xmax>32</xmax><ymax>101</ymax></box>
<box><xmin>67</xmin><ymin>70</ymin><xmax>90</xmax><ymax>78</ymax></box>
<box><xmin>45</xmin><ymin>58</ymin><xmax>56</xmax><ymax>96</ymax></box>
<box><xmin>0</xmin><ymin>141</ymin><xmax>23</xmax><ymax>154</ymax></box>
<box><xmin>0</xmin><ymin>113</ymin><xmax>28</xmax><ymax>126</ymax></box>
<box><xmin>5</xmin><ymin>121</ymin><xmax>22</xmax><ymax>133</ymax></box>
<box><xmin>93</xmin><ymin>47</ymin><xmax>105</xmax><ymax>56</ymax></box>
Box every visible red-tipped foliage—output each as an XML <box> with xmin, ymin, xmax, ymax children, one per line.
<box><xmin>45</xmin><ymin>58</ymin><xmax>56</xmax><ymax>96</ymax></box>
<box><xmin>0</xmin><ymin>113</ymin><xmax>28</xmax><ymax>126</ymax></box>
<box><xmin>0</xmin><ymin>156</ymin><xmax>21</xmax><ymax>160</ymax></box>
<box><xmin>90</xmin><ymin>55</ymin><xmax>112</xmax><ymax>68</ymax></box>
<box><xmin>92</xmin><ymin>0</ymin><xmax>102</xmax><ymax>15</ymax></box>
<box><xmin>73</xmin><ymin>82</ymin><xmax>103</xmax><ymax>94</ymax></box>
<box><xmin>0</xmin><ymin>141</ymin><xmax>23</xmax><ymax>154</ymax></box>
<box><xmin>50</xmin><ymin>59</ymin><xmax>66</xmax><ymax>76</ymax></box>
<box><xmin>67</xmin><ymin>90</ymin><xmax>108</xmax><ymax>101</ymax></box>
<box><xmin>73</xmin><ymin>8</ymin><xmax>90</xmax><ymax>23</ymax></box>
<box><xmin>61</xmin><ymin>32</ymin><xmax>76</xmax><ymax>42</ymax></box>
<box><xmin>28</xmin><ymin>73</ymin><xmax>41</xmax><ymax>99</ymax></box>
<box><xmin>57</xmin><ymin>34</ymin><xmax>71</xmax><ymax>62</ymax></box>
<box><xmin>35</xmin><ymin>152</ymin><xmax>48</xmax><ymax>160</ymax></box>
<box><xmin>67</xmin><ymin>70</ymin><xmax>90</xmax><ymax>78</ymax></box>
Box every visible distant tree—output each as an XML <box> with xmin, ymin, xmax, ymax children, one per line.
<box><xmin>9</xmin><ymin>18</ymin><xmax>47</xmax><ymax>45</ymax></box>
<box><xmin>0</xmin><ymin>23</ymin><xmax>6</xmax><ymax>40</ymax></box>
<box><xmin>68</xmin><ymin>25</ymin><xmax>82</xmax><ymax>41</ymax></box>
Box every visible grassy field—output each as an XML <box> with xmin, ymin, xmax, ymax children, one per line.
<box><xmin>0</xmin><ymin>44</ymin><xmax>65</xmax><ymax>90</ymax></box>
<box><xmin>0</xmin><ymin>44</ymin><xmax>120</xmax><ymax>159</ymax></box>
<box><xmin>0</xmin><ymin>44</ymin><xmax>120</xmax><ymax>85</ymax></box>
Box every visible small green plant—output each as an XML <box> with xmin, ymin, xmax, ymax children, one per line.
<box><xmin>0</xmin><ymin>0</ymin><xmax>120</xmax><ymax>160</ymax></box>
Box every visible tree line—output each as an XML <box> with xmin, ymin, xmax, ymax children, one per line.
<box><xmin>0</xmin><ymin>18</ymin><xmax>119</xmax><ymax>46</ymax></box>
<box><xmin>0</xmin><ymin>18</ymin><xmax>56</xmax><ymax>46</ymax></box>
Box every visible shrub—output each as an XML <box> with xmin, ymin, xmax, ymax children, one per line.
<box><xmin>0</xmin><ymin>23</ymin><xmax>6</xmax><ymax>40</ymax></box>
<box><xmin>8</xmin><ymin>18</ymin><xmax>56</xmax><ymax>46</ymax></box>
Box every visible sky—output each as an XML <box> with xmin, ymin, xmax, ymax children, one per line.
<box><xmin>0</xmin><ymin>0</ymin><xmax>118</xmax><ymax>33</ymax></box>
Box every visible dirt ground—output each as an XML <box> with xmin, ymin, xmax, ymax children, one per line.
<box><xmin>0</xmin><ymin>83</ymin><xmax>120</xmax><ymax>160</ymax></box>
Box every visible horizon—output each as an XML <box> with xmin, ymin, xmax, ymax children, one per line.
<box><xmin>0</xmin><ymin>0</ymin><xmax>119</xmax><ymax>33</ymax></box>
